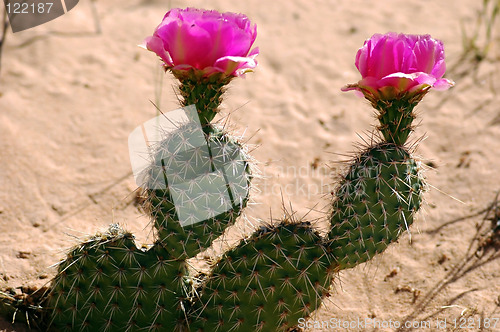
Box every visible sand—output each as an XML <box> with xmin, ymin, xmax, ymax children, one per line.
<box><xmin>1</xmin><ymin>0</ymin><xmax>499</xmax><ymax>331</ymax></box>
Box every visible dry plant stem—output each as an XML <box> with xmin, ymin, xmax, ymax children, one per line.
<box><xmin>0</xmin><ymin>9</ymin><xmax>8</xmax><ymax>76</ymax></box>
<box><xmin>89</xmin><ymin>0</ymin><xmax>102</xmax><ymax>34</ymax></box>
<box><xmin>449</xmin><ymin>0</ymin><xmax>499</xmax><ymax>79</ymax></box>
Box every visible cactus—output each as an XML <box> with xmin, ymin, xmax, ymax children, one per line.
<box><xmin>326</xmin><ymin>93</ymin><xmax>426</xmax><ymax>271</ymax></box>
<box><xmin>188</xmin><ymin>220</ymin><xmax>335</xmax><ymax>332</ymax></box>
<box><xmin>329</xmin><ymin>143</ymin><xmax>424</xmax><ymax>270</ymax></box>
<box><xmin>44</xmin><ymin>89</ymin><xmax>252</xmax><ymax>332</ymax></box>
<box><xmin>46</xmin><ymin>224</ymin><xmax>189</xmax><ymax>331</ymax></box>
<box><xmin>143</xmin><ymin>122</ymin><xmax>251</xmax><ymax>259</ymax></box>
<box><xmin>329</xmin><ymin>32</ymin><xmax>453</xmax><ymax>272</ymax></box>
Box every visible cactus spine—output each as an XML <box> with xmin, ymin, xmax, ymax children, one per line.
<box><xmin>174</xmin><ymin>73</ymin><xmax>232</xmax><ymax>131</ymax></box>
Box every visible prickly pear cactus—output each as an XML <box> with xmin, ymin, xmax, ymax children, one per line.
<box><xmin>46</xmin><ymin>224</ymin><xmax>189</xmax><ymax>331</ymax></box>
<box><xmin>329</xmin><ymin>143</ymin><xmax>424</xmax><ymax>270</ymax></box>
<box><xmin>188</xmin><ymin>221</ymin><xmax>335</xmax><ymax>332</ymax></box>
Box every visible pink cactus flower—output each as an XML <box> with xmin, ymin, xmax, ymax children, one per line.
<box><xmin>143</xmin><ymin>8</ymin><xmax>259</xmax><ymax>79</ymax></box>
<box><xmin>342</xmin><ymin>33</ymin><xmax>454</xmax><ymax>102</ymax></box>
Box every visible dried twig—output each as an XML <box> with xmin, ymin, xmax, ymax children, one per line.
<box><xmin>0</xmin><ymin>8</ymin><xmax>8</xmax><ymax>76</ymax></box>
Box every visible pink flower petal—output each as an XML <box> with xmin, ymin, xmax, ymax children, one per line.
<box><xmin>143</xmin><ymin>7</ymin><xmax>258</xmax><ymax>78</ymax></box>
<box><xmin>214</xmin><ymin>55</ymin><xmax>257</xmax><ymax>76</ymax></box>
<box><xmin>144</xmin><ymin>35</ymin><xmax>174</xmax><ymax>66</ymax></box>
<box><xmin>378</xmin><ymin>73</ymin><xmax>419</xmax><ymax>93</ymax></box>
<box><xmin>344</xmin><ymin>32</ymin><xmax>453</xmax><ymax>100</ymax></box>
<box><xmin>433</xmin><ymin>78</ymin><xmax>455</xmax><ymax>90</ymax></box>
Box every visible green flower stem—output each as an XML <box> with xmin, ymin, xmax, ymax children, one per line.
<box><xmin>177</xmin><ymin>75</ymin><xmax>232</xmax><ymax>135</ymax></box>
<box><xmin>375</xmin><ymin>98</ymin><xmax>418</xmax><ymax>146</ymax></box>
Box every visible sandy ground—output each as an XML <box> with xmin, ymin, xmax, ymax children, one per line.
<box><xmin>1</xmin><ymin>0</ymin><xmax>499</xmax><ymax>331</ymax></box>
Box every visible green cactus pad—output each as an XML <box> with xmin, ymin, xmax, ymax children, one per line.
<box><xmin>143</xmin><ymin>125</ymin><xmax>252</xmax><ymax>259</ymax></box>
<box><xmin>46</xmin><ymin>224</ymin><xmax>189</xmax><ymax>332</ymax></box>
<box><xmin>329</xmin><ymin>143</ymin><xmax>424</xmax><ymax>271</ymax></box>
<box><xmin>189</xmin><ymin>221</ymin><xmax>335</xmax><ymax>332</ymax></box>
